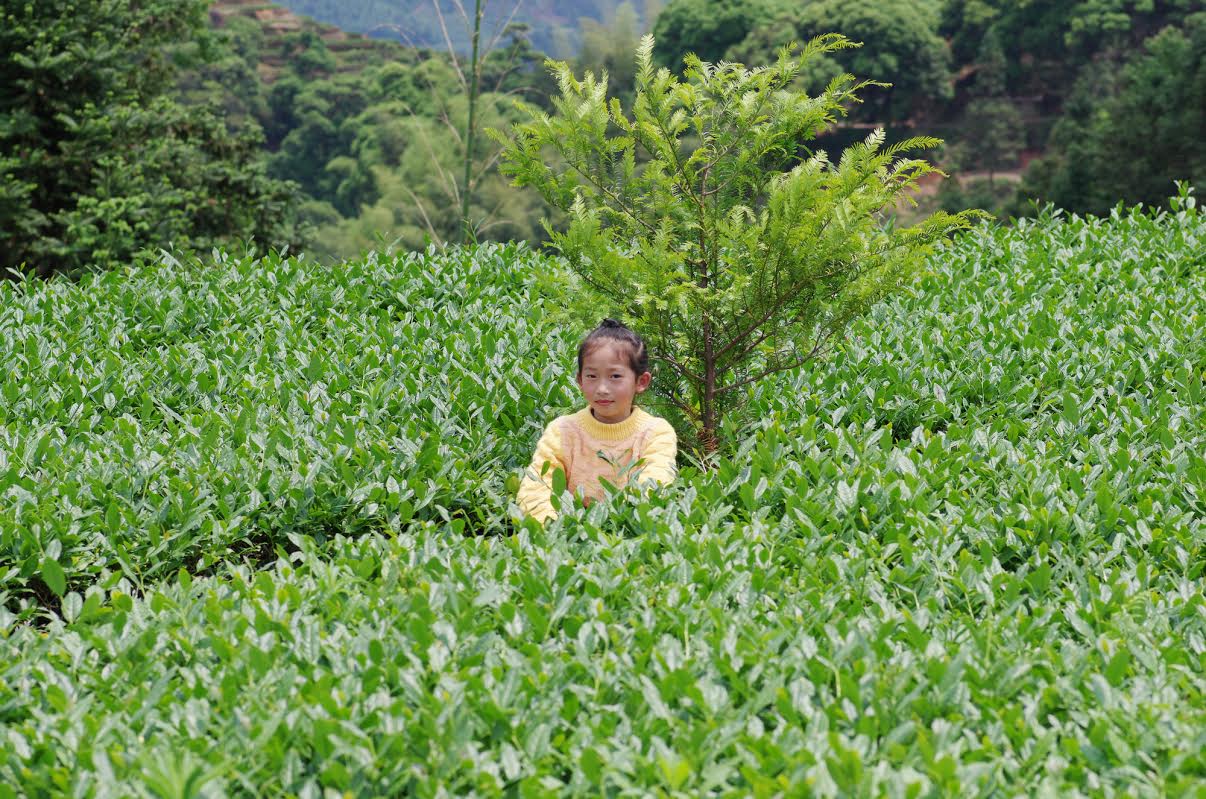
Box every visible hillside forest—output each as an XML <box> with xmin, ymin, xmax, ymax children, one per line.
<box><xmin>2</xmin><ymin>0</ymin><xmax>1203</xmax><ymax>273</ymax></box>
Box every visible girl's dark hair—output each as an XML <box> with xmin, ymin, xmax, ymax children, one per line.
<box><xmin>576</xmin><ymin>318</ymin><xmax>649</xmax><ymax>376</ymax></box>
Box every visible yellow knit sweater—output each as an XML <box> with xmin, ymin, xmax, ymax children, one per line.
<box><xmin>517</xmin><ymin>406</ymin><xmax>678</xmax><ymax>523</ymax></box>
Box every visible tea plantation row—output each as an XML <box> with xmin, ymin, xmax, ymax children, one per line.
<box><xmin>0</xmin><ymin>199</ymin><xmax>1203</xmax><ymax>796</ymax></box>
<box><xmin>0</xmin><ymin>243</ymin><xmax>578</xmax><ymax>611</ymax></box>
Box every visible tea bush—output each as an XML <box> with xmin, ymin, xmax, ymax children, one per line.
<box><xmin>0</xmin><ymin>244</ymin><xmax>580</xmax><ymax>614</ymax></box>
<box><xmin>0</xmin><ymin>199</ymin><xmax>1202</xmax><ymax>796</ymax></box>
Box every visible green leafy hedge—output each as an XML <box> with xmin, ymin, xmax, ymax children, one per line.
<box><xmin>0</xmin><ymin>199</ymin><xmax>1203</xmax><ymax>795</ymax></box>
<box><xmin>0</xmin><ymin>243</ymin><xmax>579</xmax><ymax>614</ymax></box>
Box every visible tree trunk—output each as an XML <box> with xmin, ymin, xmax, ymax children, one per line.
<box><xmin>701</xmin><ymin>318</ymin><xmax>718</xmax><ymax>457</ymax></box>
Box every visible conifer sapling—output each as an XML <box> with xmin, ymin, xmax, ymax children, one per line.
<box><xmin>495</xmin><ymin>34</ymin><xmax>984</xmax><ymax>455</ymax></box>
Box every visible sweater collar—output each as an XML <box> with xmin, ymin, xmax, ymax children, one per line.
<box><xmin>575</xmin><ymin>406</ymin><xmax>648</xmax><ymax>442</ymax></box>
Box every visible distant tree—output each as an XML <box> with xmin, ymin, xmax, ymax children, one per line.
<box><xmin>969</xmin><ymin>27</ymin><xmax>1007</xmax><ymax>98</ymax></box>
<box><xmin>369</xmin><ymin>57</ymin><xmax>462</xmax><ymax>120</ymax></box>
<box><xmin>365</xmin><ymin>1</ymin><xmax>528</xmax><ymax>243</ymax></box>
<box><xmin>285</xmin><ymin>29</ymin><xmax>339</xmax><ymax>79</ymax></box>
<box><xmin>651</xmin><ymin>0</ymin><xmax>778</xmax><ymax>68</ymax></box>
<box><xmin>234</xmin><ymin>10</ymin><xmax>551</xmax><ymax>258</ymax></box>
<box><xmin>1021</xmin><ymin>15</ymin><xmax>1205</xmax><ymax>215</ymax></box>
<box><xmin>577</xmin><ymin>2</ymin><xmax>645</xmax><ymax>103</ymax></box>
<box><xmin>953</xmin><ymin>29</ymin><xmax>1022</xmax><ymax>183</ymax></box>
<box><xmin>498</xmin><ymin>36</ymin><xmax>981</xmax><ymax>454</ymax></box>
<box><xmin>374</xmin><ymin>2</ymin><xmax>545</xmax><ymax>245</ymax></box>
<box><xmin>458</xmin><ymin>0</ymin><xmax>488</xmax><ymax>244</ymax></box>
<box><xmin>957</xmin><ymin>99</ymin><xmax>1024</xmax><ymax>183</ymax></box>
<box><xmin>175</xmin><ymin>16</ymin><xmax>269</xmax><ymax>124</ymax></box>
<box><xmin>728</xmin><ymin>0</ymin><xmax>951</xmax><ymax>123</ymax></box>
<box><xmin>318</xmin><ymin>92</ymin><xmax>544</xmax><ymax>254</ymax></box>
<box><xmin>940</xmin><ymin>0</ymin><xmax>1199</xmax><ymax>94</ymax></box>
<box><xmin>480</xmin><ymin>24</ymin><xmax>561</xmax><ymax>105</ymax></box>
<box><xmin>268</xmin><ymin>74</ymin><xmax>374</xmax><ymax>211</ymax></box>
<box><xmin>0</xmin><ymin>0</ymin><xmax>304</xmax><ymax>276</ymax></box>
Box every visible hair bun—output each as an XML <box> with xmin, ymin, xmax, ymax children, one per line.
<box><xmin>599</xmin><ymin>318</ymin><xmax>624</xmax><ymax>329</ymax></box>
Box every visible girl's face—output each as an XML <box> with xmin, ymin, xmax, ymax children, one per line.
<box><xmin>576</xmin><ymin>342</ymin><xmax>651</xmax><ymax>424</ymax></box>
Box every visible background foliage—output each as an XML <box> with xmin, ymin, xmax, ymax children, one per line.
<box><xmin>1020</xmin><ymin>13</ymin><xmax>1206</xmax><ymax>217</ymax></box>
<box><xmin>0</xmin><ymin>0</ymin><xmax>305</xmax><ymax>277</ymax></box>
<box><xmin>725</xmin><ymin>0</ymin><xmax>951</xmax><ymax>122</ymax></box>
<box><xmin>260</xmin><ymin>0</ymin><xmax>1205</xmax><ymax>257</ymax></box>
<box><xmin>5</xmin><ymin>0</ymin><xmax>1202</xmax><ymax>272</ymax></box>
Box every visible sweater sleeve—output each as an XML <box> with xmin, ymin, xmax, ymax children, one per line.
<box><xmin>636</xmin><ymin>420</ymin><xmax>677</xmax><ymax>486</ymax></box>
<box><xmin>517</xmin><ymin>420</ymin><xmax>564</xmax><ymax>523</ymax></box>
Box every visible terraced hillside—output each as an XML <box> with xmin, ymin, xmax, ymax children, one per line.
<box><xmin>209</xmin><ymin>0</ymin><xmax>405</xmax><ymax>84</ymax></box>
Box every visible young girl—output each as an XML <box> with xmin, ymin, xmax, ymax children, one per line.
<box><xmin>517</xmin><ymin>319</ymin><xmax>677</xmax><ymax>523</ymax></box>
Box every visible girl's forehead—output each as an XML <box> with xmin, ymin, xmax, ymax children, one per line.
<box><xmin>581</xmin><ymin>342</ymin><xmax>633</xmax><ymax>369</ymax></box>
